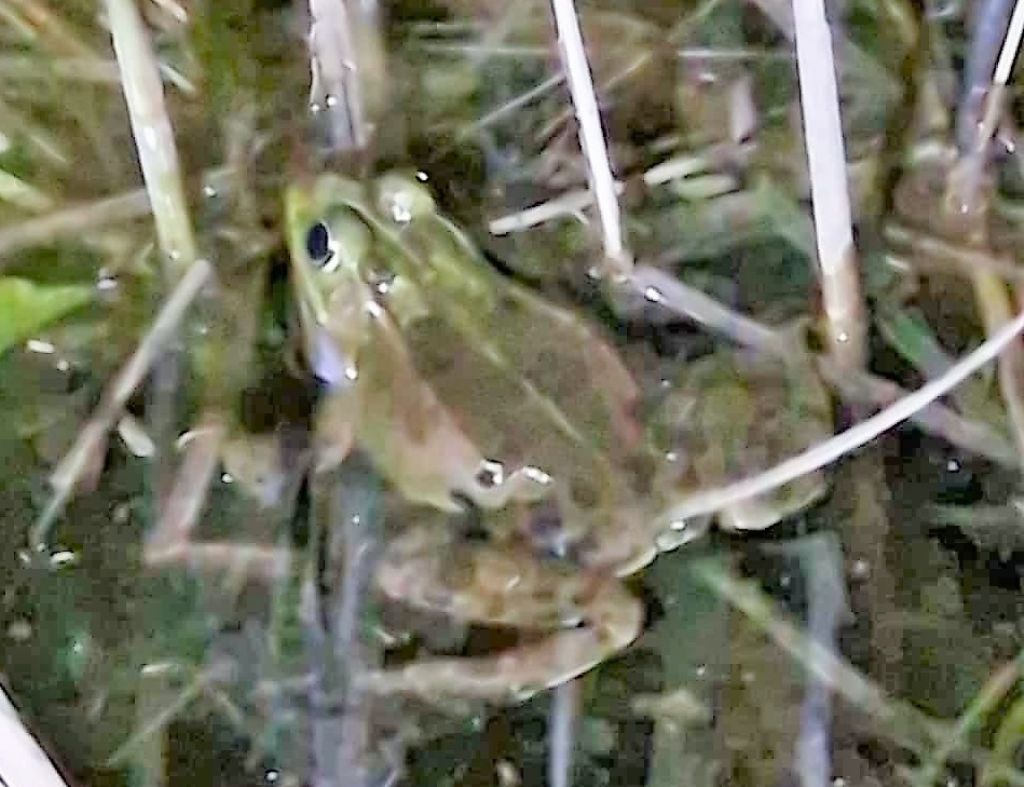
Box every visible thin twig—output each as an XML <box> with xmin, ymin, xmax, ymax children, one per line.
<box><xmin>793</xmin><ymin>0</ymin><xmax>866</xmax><ymax>369</ymax></box>
<box><xmin>0</xmin><ymin>167</ymin><xmax>231</xmax><ymax>261</ymax></box>
<box><xmin>884</xmin><ymin>222</ymin><xmax>1024</xmax><ymax>282</ymax></box>
<box><xmin>548</xmin><ymin>0</ymin><xmax>629</xmax><ymax>272</ymax></box>
<box><xmin>461</xmin><ymin>72</ymin><xmax>565</xmax><ymax>137</ymax></box>
<box><xmin>488</xmin><ymin>144</ymin><xmax>751</xmax><ymax>235</ymax></box>
<box><xmin>654</xmin><ymin>303</ymin><xmax>1024</xmax><ymax>529</ymax></box>
<box><xmin>31</xmin><ymin>257</ymin><xmax>212</xmax><ymax>551</ymax></box>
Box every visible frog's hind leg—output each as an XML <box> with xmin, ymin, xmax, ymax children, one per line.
<box><xmin>359</xmin><ymin>526</ymin><xmax>643</xmax><ymax>703</ymax></box>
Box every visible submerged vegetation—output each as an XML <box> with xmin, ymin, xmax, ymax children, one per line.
<box><xmin>3</xmin><ymin>0</ymin><xmax>1024</xmax><ymax>785</ymax></box>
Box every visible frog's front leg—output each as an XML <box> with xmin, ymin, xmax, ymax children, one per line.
<box><xmin>358</xmin><ymin>525</ymin><xmax>643</xmax><ymax>703</ymax></box>
<box><xmin>143</xmin><ymin>414</ymin><xmax>295</xmax><ymax>581</ymax></box>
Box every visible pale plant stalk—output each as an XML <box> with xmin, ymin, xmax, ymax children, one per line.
<box><xmin>549</xmin><ymin>679</ymin><xmax>581</xmax><ymax>787</ymax></box>
<box><xmin>106</xmin><ymin>0</ymin><xmax>196</xmax><ymax>270</ymax></box>
<box><xmin>793</xmin><ymin>0</ymin><xmax>866</xmax><ymax>370</ymax></box>
<box><xmin>548</xmin><ymin>0</ymin><xmax>630</xmax><ymax>273</ymax></box>
<box><xmin>544</xmin><ymin>2</ymin><xmax>630</xmax><ymax>779</ymax></box>
<box><xmin>655</xmin><ymin>302</ymin><xmax>1024</xmax><ymax>529</ymax></box>
<box><xmin>0</xmin><ymin>685</ymin><xmax>69</xmax><ymax>787</ymax></box>
<box><xmin>106</xmin><ymin>0</ymin><xmax>204</xmax><ymax>528</ymax></box>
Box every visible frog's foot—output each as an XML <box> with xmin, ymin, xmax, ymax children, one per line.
<box><xmin>359</xmin><ymin>527</ymin><xmax>643</xmax><ymax>703</ymax></box>
<box><xmin>143</xmin><ymin>416</ymin><xmax>296</xmax><ymax>581</ymax></box>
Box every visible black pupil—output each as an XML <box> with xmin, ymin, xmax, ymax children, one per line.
<box><xmin>305</xmin><ymin>222</ymin><xmax>332</xmax><ymax>266</ymax></box>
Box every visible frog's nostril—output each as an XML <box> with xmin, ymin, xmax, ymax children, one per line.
<box><xmin>305</xmin><ymin>221</ymin><xmax>333</xmax><ymax>267</ymax></box>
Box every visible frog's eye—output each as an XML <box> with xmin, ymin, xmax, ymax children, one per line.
<box><xmin>305</xmin><ymin>221</ymin><xmax>334</xmax><ymax>268</ymax></box>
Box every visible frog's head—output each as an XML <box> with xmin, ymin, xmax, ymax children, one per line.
<box><xmin>285</xmin><ymin>175</ymin><xmax>372</xmax><ymax>329</ymax></box>
<box><xmin>284</xmin><ymin>175</ymin><xmax>379</xmax><ymax>385</ymax></box>
<box><xmin>286</xmin><ymin>173</ymin><xmax>494</xmax><ymax>350</ymax></box>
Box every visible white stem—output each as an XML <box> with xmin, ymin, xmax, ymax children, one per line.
<box><xmin>656</xmin><ymin>305</ymin><xmax>1024</xmax><ymax>529</ymax></box>
<box><xmin>995</xmin><ymin>0</ymin><xmax>1024</xmax><ymax>86</ymax></box>
<box><xmin>793</xmin><ymin>0</ymin><xmax>865</xmax><ymax>367</ymax></box>
<box><xmin>548</xmin><ymin>0</ymin><xmax>628</xmax><ymax>269</ymax></box>
<box><xmin>0</xmin><ymin>686</ymin><xmax>68</xmax><ymax>787</ymax></box>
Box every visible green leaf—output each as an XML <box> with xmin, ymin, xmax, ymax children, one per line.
<box><xmin>0</xmin><ymin>277</ymin><xmax>93</xmax><ymax>355</ymax></box>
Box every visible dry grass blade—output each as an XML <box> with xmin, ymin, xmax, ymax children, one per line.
<box><xmin>792</xmin><ymin>0</ymin><xmax>866</xmax><ymax>369</ymax></box>
<box><xmin>656</xmin><ymin>304</ymin><xmax>1024</xmax><ymax>527</ymax></box>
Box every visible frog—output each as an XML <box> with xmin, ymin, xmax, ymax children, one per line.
<box><xmin>283</xmin><ymin>170</ymin><xmax>835</xmax><ymax>703</ymax></box>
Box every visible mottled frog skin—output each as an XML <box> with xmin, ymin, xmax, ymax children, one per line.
<box><xmin>284</xmin><ymin>172</ymin><xmax>833</xmax><ymax>702</ymax></box>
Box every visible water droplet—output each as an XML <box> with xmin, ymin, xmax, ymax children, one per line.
<box><xmin>643</xmin><ymin>286</ymin><xmax>663</xmax><ymax>303</ymax></box>
<box><xmin>695</xmin><ymin>664</ymin><xmax>707</xmax><ymax>677</ymax></box>
<box><xmin>7</xmin><ymin>620</ymin><xmax>31</xmax><ymax>641</ymax></box>
<box><xmin>344</xmin><ymin>366</ymin><xmax>359</xmax><ymax>381</ymax></box>
<box><xmin>56</xmin><ymin>359</ymin><xmax>69</xmax><ymax>372</ymax></box>
<box><xmin>741</xmin><ymin>670</ymin><xmax>755</xmax><ymax>685</ymax></box>
<box><xmin>946</xmin><ymin>458</ymin><xmax>961</xmax><ymax>472</ymax></box>
<box><xmin>779</xmin><ymin>573</ymin><xmax>792</xmax><ymax>588</ymax></box>
<box><xmin>389</xmin><ymin>196</ymin><xmax>413</xmax><ymax>223</ymax></box>
<box><xmin>265</xmin><ymin>770</ymin><xmax>280</xmax><ymax>784</ymax></box>
<box><xmin>832</xmin><ymin>779</ymin><xmax>846</xmax><ymax>787</ymax></box>
<box><xmin>837</xmin><ymin>331</ymin><xmax>849</xmax><ymax>343</ymax></box>
<box><xmin>49</xmin><ymin>549</ymin><xmax>78</xmax><ymax>568</ymax></box>
<box><xmin>97</xmin><ymin>276</ymin><xmax>118</xmax><ymax>292</ymax></box>
<box><xmin>202</xmin><ymin>184</ymin><xmax>217</xmax><ymax>198</ymax></box>
<box><xmin>221</xmin><ymin>472</ymin><xmax>234</xmax><ymax>484</ymax></box>
<box><xmin>656</xmin><ymin>529</ymin><xmax>689</xmax><ymax>552</ymax></box>
<box><xmin>416</xmin><ymin>171</ymin><xmax>429</xmax><ymax>182</ymax></box>
<box><xmin>26</xmin><ymin>339</ymin><xmax>55</xmax><ymax>354</ymax></box>
<box><xmin>523</xmin><ymin>466</ymin><xmax>552</xmax><ymax>486</ymax></box>
<box><xmin>664</xmin><ymin>451</ymin><xmax>679</xmax><ymax>463</ymax></box>
<box><xmin>325</xmin><ymin>94</ymin><xmax>338</xmax><ymax>108</ymax></box>
<box><xmin>310</xmin><ymin>101</ymin><xmax>323</xmax><ymax>114</ymax></box>
<box><xmin>850</xmin><ymin>558</ymin><xmax>870</xmax><ymax>580</ymax></box>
